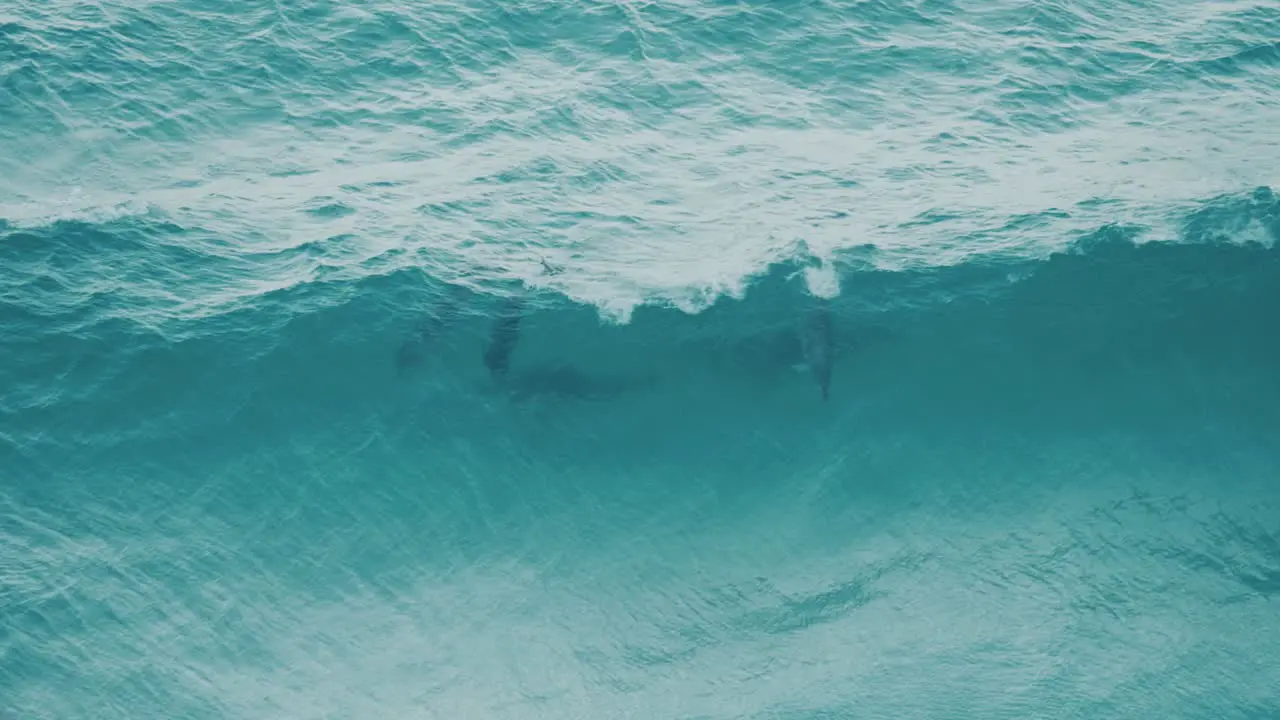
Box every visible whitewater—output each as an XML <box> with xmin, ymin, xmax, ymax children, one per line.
<box><xmin>2</xmin><ymin>0</ymin><xmax>1279</xmax><ymax>718</ymax></box>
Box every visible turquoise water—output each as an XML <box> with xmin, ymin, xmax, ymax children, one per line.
<box><xmin>3</xmin><ymin>0</ymin><xmax>1280</xmax><ymax>717</ymax></box>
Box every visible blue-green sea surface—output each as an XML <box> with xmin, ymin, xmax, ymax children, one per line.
<box><xmin>2</xmin><ymin>0</ymin><xmax>1279</xmax><ymax>717</ymax></box>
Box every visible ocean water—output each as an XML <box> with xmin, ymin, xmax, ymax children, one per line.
<box><xmin>2</xmin><ymin>0</ymin><xmax>1279</xmax><ymax>717</ymax></box>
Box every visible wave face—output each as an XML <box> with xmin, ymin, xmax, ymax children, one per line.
<box><xmin>3</xmin><ymin>0</ymin><xmax>1280</xmax><ymax>718</ymax></box>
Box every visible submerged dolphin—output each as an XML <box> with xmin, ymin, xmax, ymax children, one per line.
<box><xmin>500</xmin><ymin>361</ymin><xmax>655</xmax><ymax>402</ymax></box>
<box><xmin>798</xmin><ymin>298</ymin><xmax>834</xmax><ymax>401</ymax></box>
<box><xmin>482</xmin><ymin>295</ymin><xmax>525</xmax><ymax>379</ymax></box>
<box><xmin>395</xmin><ymin>290</ymin><xmax>465</xmax><ymax>375</ymax></box>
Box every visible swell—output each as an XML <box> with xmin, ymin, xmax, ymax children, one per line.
<box><xmin>4</xmin><ymin>0</ymin><xmax>1275</xmax><ymax>142</ymax></box>
<box><xmin>1</xmin><ymin>186</ymin><xmax>1277</xmax><ymax>471</ymax></box>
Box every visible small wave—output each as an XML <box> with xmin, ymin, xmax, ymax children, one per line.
<box><xmin>0</xmin><ymin>196</ymin><xmax>155</xmax><ymax>229</ymax></box>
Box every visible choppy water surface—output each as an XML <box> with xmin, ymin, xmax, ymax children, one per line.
<box><xmin>2</xmin><ymin>0</ymin><xmax>1279</xmax><ymax>717</ymax></box>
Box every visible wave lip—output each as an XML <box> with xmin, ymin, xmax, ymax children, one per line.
<box><xmin>3</xmin><ymin>0</ymin><xmax>1278</xmax><ymax>323</ymax></box>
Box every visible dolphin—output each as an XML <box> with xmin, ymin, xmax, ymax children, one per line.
<box><xmin>482</xmin><ymin>295</ymin><xmax>525</xmax><ymax>380</ymax></box>
<box><xmin>500</xmin><ymin>361</ymin><xmax>656</xmax><ymax>402</ymax></box>
<box><xmin>798</xmin><ymin>298</ymin><xmax>834</xmax><ymax>401</ymax></box>
<box><xmin>395</xmin><ymin>289</ymin><xmax>465</xmax><ymax>375</ymax></box>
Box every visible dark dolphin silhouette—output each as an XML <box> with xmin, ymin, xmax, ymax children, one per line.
<box><xmin>798</xmin><ymin>298</ymin><xmax>834</xmax><ymax>401</ymax></box>
<box><xmin>482</xmin><ymin>295</ymin><xmax>526</xmax><ymax>379</ymax></box>
<box><xmin>395</xmin><ymin>289</ymin><xmax>465</xmax><ymax>375</ymax></box>
<box><xmin>499</xmin><ymin>361</ymin><xmax>656</xmax><ymax>403</ymax></box>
